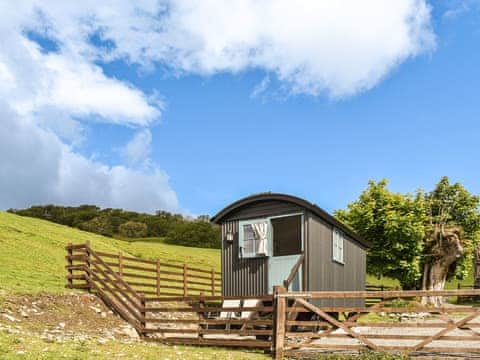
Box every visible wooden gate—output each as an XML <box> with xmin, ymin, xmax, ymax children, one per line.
<box><xmin>272</xmin><ymin>286</ymin><xmax>480</xmax><ymax>359</ymax></box>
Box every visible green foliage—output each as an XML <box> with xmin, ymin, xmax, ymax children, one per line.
<box><xmin>8</xmin><ymin>205</ymin><xmax>218</xmax><ymax>249</ymax></box>
<box><xmin>337</xmin><ymin>177</ymin><xmax>480</xmax><ymax>289</ymax></box>
<box><xmin>424</xmin><ymin>176</ymin><xmax>480</xmax><ymax>280</ymax></box>
<box><xmin>78</xmin><ymin>216</ymin><xmax>114</xmax><ymax>237</ymax></box>
<box><xmin>336</xmin><ymin>180</ymin><xmax>426</xmax><ymax>289</ymax></box>
<box><xmin>118</xmin><ymin>221</ymin><xmax>148</xmax><ymax>238</ymax></box>
<box><xmin>165</xmin><ymin>221</ymin><xmax>221</xmax><ymax>249</ymax></box>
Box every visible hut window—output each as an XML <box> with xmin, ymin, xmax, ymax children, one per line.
<box><xmin>332</xmin><ymin>229</ymin><xmax>345</xmax><ymax>264</ymax></box>
<box><xmin>239</xmin><ymin>220</ymin><xmax>268</xmax><ymax>258</ymax></box>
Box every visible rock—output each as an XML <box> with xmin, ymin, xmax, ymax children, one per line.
<box><xmin>2</xmin><ymin>314</ymin><xmax>19</xmax><ymax>322</ymax></box>
<box><xmin>90</xmin><ymin>306</ymin><xmax>102</xmax><ymax>314</ymax></box>
<box><xmin>20</xmin><ymin>311</ymin><xmax>28</xmax><ymax>318</ymax></box>
<box><xmin>121</xmin><ymin>326</ymin><xmax>139</xmax><ymax>339</ymax></box>
<box><xmin>101</xmin><ymin>312</ymin><xmax>107</xmax><ymax>318</ymax></box>
<box><xmin>59</xmin><ymin>322</ymin><xmax>66</xmax><ymax>329</ymax></box>
<box><xmin>41</xmin><ymin>336</ymin><xmax>55</xmax><ymax>343</ymax></box>
<box><xmin>97</xmin><ymin>338</ymin><xmax>108</xmax><ymax>344</ymax></box>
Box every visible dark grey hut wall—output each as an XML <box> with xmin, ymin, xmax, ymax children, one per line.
<box><xmin>221</xmin><ymin>199</ymin><xmax>305</xmax><ymax>296</ymax></box>
<box><xmin>307</xmin><ymin>213</ymin><xmax>366</xmax><ymax>306</ymax></box>
<box><xmin>221</xmin><ymin>220</ymin><xmax>268</xmax><ymax>296</ymax></box>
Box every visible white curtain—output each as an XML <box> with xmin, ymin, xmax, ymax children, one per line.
<box><xmin>251</xmin><ymin>222</ymin><xmax>268</xmax><ymax>255</ymax></box>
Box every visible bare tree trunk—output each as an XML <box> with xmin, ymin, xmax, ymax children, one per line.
<box><xmin>421</xmin><ymin>262</ymin><xmax>449</xmax><ymax>306</ymax></box>
<box><xmin>421</xmin><ymin>227</ymin><xmax>463</xmax><ymax>306</ymax></box>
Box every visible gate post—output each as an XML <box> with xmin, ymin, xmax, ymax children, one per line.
<box><xmin>272</xmin><ymin>285</ymin><xmax>287</xmax><ymax>360</ymax></box>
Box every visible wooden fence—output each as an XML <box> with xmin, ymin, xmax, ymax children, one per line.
<box><xmin>66</xmin><ymin>242</ymin><xmax>273</xmax><ymax>349</ymax></box>
<box><xmin>66</xmin><ymin>242</ymin><xmax>221</xmax><ymax>297</ymax></box>
<box><xmin>273</xmin><ymin>287</ymin><xmax>480</xmax><ymax>359</ymax></box>
<box><xmin>67</xmin><ymin>243</ymin><xmax>480</xmax><ymax>358</ymax></box>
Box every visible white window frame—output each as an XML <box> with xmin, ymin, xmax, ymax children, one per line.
<box><xmin>332</xmin><ymin>228</ymin><xmax>345</xmax><ymax>264</ymax></box>
<box><xmin>238</xmin><ymin>218</ymin><xmax>269</xmax><ymax>258</ymax></box>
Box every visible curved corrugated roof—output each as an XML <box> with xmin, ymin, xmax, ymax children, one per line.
<box><xmin>211</xmin><ymin>192</ymin><xmax>369</xmax><ymax>248</ymax></box>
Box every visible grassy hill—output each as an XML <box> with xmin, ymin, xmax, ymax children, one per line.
<box><xmin>0</xmin><ymin>211</ymin><xmax>471</xmax><ymax>295</ymax></box>
<box><xmin>0</xmin><ymin>212</ymin><xmax>220</xmax><ymax>294</ymax></box>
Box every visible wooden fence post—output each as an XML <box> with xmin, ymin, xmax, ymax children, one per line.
<box><xmin>85</xmin><ymin>240</ymin><xmax>91</xmax><ymax>292</ymax></box>
<box><xmin>67</xmin><ymin>242</ymin><xmax>73</xmax><ymax>289</ymax></box>
<box><xmin>118</xmin><ymin>252</ymin><xmax>123</xmax><ymax>279</ymax></box>
<box><xmin>183</xmin><ymin>264</ymin><xmax>188</xmax><ymax>297</ymax></box>
<box><xmin>140</xmin><ymin>294</ymin><xmax>146</xmax><ymax>338</ymax></box>
<box><xmin>272</xmin><ymin>285</ymin><xmax>286</xmax><ymax>360</ymax></box>
<box><xmin>199</xmin><ymin>292</ymin><xmax>205</xmax><ymax>338</ymax></box>
<box><xmin>211</xmin><ymin>269</ymin><xmax>216</xmax><ymax>296</ymax></box>
<box><xmin>156</xmin><ymin>259</ymin><xmax>161</xmax><ymax>297</ymax></box>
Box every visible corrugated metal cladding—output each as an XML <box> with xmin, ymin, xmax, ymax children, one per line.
<box><xmin>307</xmin><ymin>214</ymin><xmax>366</xmax><ymax>307</ymax></box>
<box><xmin>222</xmin><ymin>220</ymin><xmax>268</xmax><ymax>296</ymax></box>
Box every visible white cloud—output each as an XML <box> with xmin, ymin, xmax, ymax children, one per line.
<box><xmin>0</xmin><ymin>1</ymin><xmax>175</xmax><ymax>212</ymax></box>
<box><xmin>250</xmin><ymin>76</ymin><xmax>270</xmax><ymax>99</ymax></box>
<box><xmin>0</xmin><ymin>102</ymin><xmax>178</xmax><ymax>213</ymax></box>
<box><xmin>442</xmin><ymin>0</ymin><xmax>479</xmax><ymax>19</ymax></box>
<box><xmin>0</xmin><ymin>1</ymin><xmax>436</xmax><ymax>213</ymax></box>
<box><xmin>153</xmin><ymin>0</ymin><xmax>436</xmax><ymax>97</ymax></box>
<box><xmin>122</xmin><ymin>129</ymin><xmax>153</xmax><ymax>165</ymax></box>
<box><xmin>5</xmin><ymin>1</ymin><xmax>435</xmax><ymax>99</ymax></box>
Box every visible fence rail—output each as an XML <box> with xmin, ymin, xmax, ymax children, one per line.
<box><xmin>273</xmin><ymin>286</ymin><xmax>480</xmax><ymax>359</ymax></box>
<box><xmin>66</xmin><ymin>243</ymin><xmax>480</xmax><ymax>358</ymax></box>
<box><xmin>66</xmin><ymin>243</ymin><xmax>221</xmax><ymax>298</ymax></box>
<box><xmin>66</xmin><ymin>242</ymin><xmax>272</xmax><ymax>349</ymax></box>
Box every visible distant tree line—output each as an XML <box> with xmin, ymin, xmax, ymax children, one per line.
<box><xmin>7</xmin><ymin>205</ymin><xmax>221</xmax><ymax>249</ymax></box>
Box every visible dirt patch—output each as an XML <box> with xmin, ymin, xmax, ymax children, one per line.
<box><xmin>0</xmin><ymin>292</ymin><xmax>139</xmax><ymax>343</ymax></box>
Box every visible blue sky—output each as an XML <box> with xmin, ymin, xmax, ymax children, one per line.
<box><xmin>1</xmin><ymin>1</ymin><xmax>479</xmax><ymax>216</ymax></box>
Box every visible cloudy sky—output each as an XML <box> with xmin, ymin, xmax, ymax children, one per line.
<box><xmin>0</xmin><ymin>0</ymin><xmax>478</xmax><ymax>215</ymax></box>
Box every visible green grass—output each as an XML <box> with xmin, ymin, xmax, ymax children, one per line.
<box><xmin>0</xmin><ymin>331</ymin><xmax>268</xmax><ymax>360</ymax></box>
<box><xmin>366</xmin><ymin>275</ymin><xmax>400</xmax><ymax>289</ymax></box>
<box><xmin>367</xmin><ymin>272</ymin><xmax>474</xmax><ymax>290</ymax></box>
<box><xmin>113</xmin><ymin>237</ymin><xmax>220</xmax><ymax>271</ymax></box>
<box><xmin>0</xmin><ymin>212</ymin><xmax>220</xmax><ymax>294</ymax></box>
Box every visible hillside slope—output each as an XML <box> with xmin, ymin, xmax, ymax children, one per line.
<box><xmin>0</xmin><ymin>212</ymin><xmax>220</xmax><ymax>294</ymax></box>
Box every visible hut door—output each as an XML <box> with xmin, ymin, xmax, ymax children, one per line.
<box><xmin>268</xmin><ymin>214</ymin><xmax>303</xmax><ymax>293</ymax></box>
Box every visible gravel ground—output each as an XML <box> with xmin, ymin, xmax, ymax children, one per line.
<box><xmin>0</xmin><ymin>292</ymin><xmax>139</xmax><ymax>343</ymax></box>
<box><xmin>288</xmin><ymin>313</ymin><xmax>480</xmax><ymax>358</ymax></box>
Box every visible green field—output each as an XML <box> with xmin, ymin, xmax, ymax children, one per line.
<box><xmin>0</xmin><ymin>211</ymin><xmax>472</xmax><ymax>295</ymax></box>
<box><xmin>0</xmin><ymin>211</ymin><xmax>220</xmax><ymax>294</ymax></box>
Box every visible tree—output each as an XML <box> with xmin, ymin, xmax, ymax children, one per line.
<box><xmin>337</xmin><ymin>177</ymin><xmax>480</xmax><ymax>299</ymax></box>
<box><xmin>118</xmin><ymin>221</ymin><xmax>148</xmax><ymax>238</ymax></box>
<box><xmin>79</xmin><ymin>216</ymin><xmax>114</xmax><ymax>237</ymax></box>
<box><xmin>336</xmin><ymin>180</ymin><xmax>426</xmax><ymax>289</ymax></box>
<box><xmin>422</xmin><ymin>177</ymin><xmax>480</xmax><ymax>304</ymax></box>
<box><xmin>165</xmin><ymin>221</ymin><xmax>221</xmax><ymax>249</ymax></box>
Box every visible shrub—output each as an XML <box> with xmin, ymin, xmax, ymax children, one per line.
<box><xmin>118</xmin><ymin>221</ymin><xmax>148</xmax><ymax>238</ymax></box>
<box><xmin>165</xmin><ymin>221</ymin><xmax>221</xmax><ymax>249</ymax></box>
<box><xmin>79</xmin><ymin>216</ymin><xmax>114</xmax><ymax>237</ymax></box>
